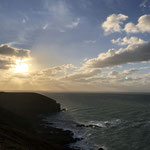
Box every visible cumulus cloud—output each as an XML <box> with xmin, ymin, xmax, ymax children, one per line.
<box><xmin>63</xmin><ymin>69</ymin><xmax>101</xmax><ymax>81</ymax></box>
<box><xmin>84</xmin><ymin>42</ymin><xmax>150</xmax><ymax>68</ymax></box>
<box><xmin>124</xmin><ymin>15</ymin><xmax>150</xmax><ymax>33</ymax></box>
<box><xmin>102</xmin><ymin>14</ymin><xmax>128</xmax><ymax>34</ymax></box>
<box><xmin>0</xmin><ymin>44</ymin><xmax>30</xmax><ymax>58</ymax></box>
<box><xmin>111</xmin><ymin>36</ymin><xmax>147</xmax><ymax>46</ymax></box>
<box><xmin>108</xmin><ymin>67</ymin><xmax>149</xmax><ymax>79</ymax></box>
<box><xmin>41</xmin><ymin>64</ymin><xmax>76</xmax><ymax>76</ymax></box>
<box><xmin>102</xmin><ymin>14</ymin><xmax>150</xmax><ymax>34</ymax></box>
<box><xmin>124</xmin><ymin>22</ymin><xmax>139</xmax><ymax>33</ymax></box>
<box><xmin>123</xmin><ymin>67</ymin><xmax>150</xmax><ymax>75</ymax></box>
<box><xmin>0</xmin><ymin>59</ymin><xmax>14</xmax><ymax>70</ymax></box>
<box><xmin>109</xmin><ymin>71</ymin><xmax>119</xmax><ymax>76</ymax></box>
<box><xmin>122</xmin><ymin>68</ymin><xmax>138</xmax><ymax>75</ymax></box>
<box><xmin>0</xmin><ymin>44</ymin><xmax>30</xmax><ymax>70</ymax></box>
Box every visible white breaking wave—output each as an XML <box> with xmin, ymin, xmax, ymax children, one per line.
<box><xmin>86</xmin><ymin>119</ymin><xmax>122</xmax><ymax>128</ymax></box>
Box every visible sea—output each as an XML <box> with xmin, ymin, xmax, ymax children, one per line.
<box><xmin>42</xmin><ymin>92</ymin><xmax>150</xmax><ymax>150</ymax></box>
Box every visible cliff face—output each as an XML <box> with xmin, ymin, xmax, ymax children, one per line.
<box><xmin>0</xmin><ymin>92</ymin><xmax>61</xmax><ymax>119</ymax></box>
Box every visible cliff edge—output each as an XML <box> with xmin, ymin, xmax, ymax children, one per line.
<box><xmin>0</xmin><ymin>92</ymin><xmax>78</xmax><ymax>150</ymax></box>
<box><xmin>0</xmin><ymin>92</ymin><xmax>61</xmax><ymax>119</ymax></box>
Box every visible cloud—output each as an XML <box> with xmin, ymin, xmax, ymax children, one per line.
<box><xmin>122</xmin><ymin>68</ymin><xmax>138</xmax><ymax>75</ymax></box>
<box><xmin>108</xmin><ymin>71</ymin><xmax>119</xmax><ymax>76</ymax></box>
<box><xmin>22</xmin><ymin>15</ymin><xmax>28</xmax><ymax>24</ymax></box>
<box><xmin>84</xmin><ymin>42</ymin><xmax>150</xmax><ymax>68</ymax></box>
<box><xmin>27</xmin><ymin>66</ymin><xmax>102</xmax><ymax>91</ymax></box>
<box><xmin>102</xmin><ymin>14</ymin><xmax>150</xmax><ymax>34</ymax></box>
<box><xmin>123</xmin><ymin>67</ymin><xmax>150</xmax><ymax>75</ymax></box>
<box><xmin>45</xmin><ymin>0</ymin><xmax>68</xmax><ymax>17</ymax></box>
<box><xmin>22</xmin><ymin>19</ymin><xmax>26</xmax><ymax>24</ymax></box>
<box><xmin>111</xmin><ymin>36</ymin><xmax>147</xmax><ymax>46</ymax></box>
<box><xmin>44</xmin><ymin>0</ymin><xmax>80</xmax><ymax>31</ymax></box>
<box><xmin>0</xmin><ymin>44</ymin><xmax>30</xmax><ymax>58</ymax></box>
<box><xmin>124</xmin><ymin>14</ymin><xmax>150</xmax><ymax>33</ymax></box>
<box><xmin>84</xmin><ymin>40</ymin><xmax>96</xmax><ymax>44</ymax></box>
<box><xmin>102</xmin><ymin>14</ymin><xmax>128</xmax><ymax>34</ymax></box>
<box><xmin>0</xmin><ymin>59</ymin><xmax>14</xmax><ymax>70</ymax></box>
<box><xmin>66</xmin><ymin>18</ymin><xmax>80</xmax><ymax>29</ymax></box>
<box><xmin>43</xmin><ymin>24</ymin><xmax>49</xmax><ymax>30</ymax></box>
<box><xmin>63</xmin><ymin>69</ymin><xmax>101</xmax><ymax>81</ymax></box>
<box><xmin>140</xmin><ymin>0</ymin><xmax>148</xmax><ymax>8</ymax></box>
<box><xmin>0</xmin><ymin>44</ymin><xmax>31</xmax><ymax>70</ymax></box>
<box><xmin>41</xmin><ymin>64</ymin><xmax>76</xmax><ymax>76</ymax></box>
<box><xmin>108</xmin><ymin>67</ymin><xmax>149</xmax><ymax>79</ymax></box>
<box><xmin>124</xmin><ymin>23</ymin><xmax>139</xmax><ymax>33</ymax></box>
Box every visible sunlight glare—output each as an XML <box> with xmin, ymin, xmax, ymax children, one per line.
<box><xmin>14</xmin><ymin>59</ymin><xmax>29</xmax><ymax>73</ymax></box>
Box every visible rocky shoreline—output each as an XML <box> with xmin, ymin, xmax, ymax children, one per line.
<box><xmin>0</xmin><ymin>92</ymin><xmax>80</xmax><ymax>150</ymax></box>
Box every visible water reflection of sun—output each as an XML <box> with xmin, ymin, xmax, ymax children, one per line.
<box><xmin>14</xmin><ymin>59</ymin><xmax>29</xmax><ymax>73</ymax></box>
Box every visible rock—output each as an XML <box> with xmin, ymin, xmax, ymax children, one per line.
<box><xmin>105</xmin><ymin>122</ymin><xmax>111</xmax><ymax>127</ymax></box>
<box><xmin>76</xmin><ymin>124</ymin><xmax>86</xmax><ymax>127</ymax></box>
<box><xmin>76</xmin><ymin>123</ymin><xmax>102</xmax><ymax>128</ymax></box>
<box><xmin>98</xmin><ymin>148</ymin><xmax>104</xmax><ymax>150</ymax></box>
<box><xmin>86</xmin><ymin>124</ymin><xmax>101</xmax><ymax>128</ymax></box>
<box><xmin>46</xmin><ymin>127</ymin><xmax>80</xmax><ymax>145</ymax></box>
<box><xmin>61</xmin><ymin>108</ymin><xmax>67</xmax><ymax>111</ymax></box>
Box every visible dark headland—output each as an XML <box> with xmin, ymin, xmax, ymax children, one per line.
<box><xmin>0</xmin><ymin>92</ymin><xmax>79</xmax><ymax>150</ymax></box>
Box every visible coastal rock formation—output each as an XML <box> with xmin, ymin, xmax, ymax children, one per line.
<box><xmin>0</xmin><ymin>92</ymin><xmax>61</xmax><ymax>119</ymax></box>
<box><xmin>76</xmin><ymin>123</ymin><xmax>102</xmax><ymax>128</ymax></box>
<box><xmin>0</xmin><ymin>92</ymin><xmax>78</xmax><ymax>150</ymax></box>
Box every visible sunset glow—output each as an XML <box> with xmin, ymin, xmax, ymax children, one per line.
<box><xmin>14</xmin><ymin>60</ymin><xmax>29</xmax><ymax>73</ymax></box>
<box><xmin>0</xmin><ymin>0</ymin><xmax>149</xmax><ymax>92</ymax></box>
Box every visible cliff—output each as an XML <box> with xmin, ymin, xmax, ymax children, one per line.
<box><xmin>0</xmin><ymin>92</ymin><xmax>78</xmax><ymax>150</ymax></box>
<box><xmin>0</xmin><ymin>92</ymin><xmax>61</xmax><ymax>119</ymax></box>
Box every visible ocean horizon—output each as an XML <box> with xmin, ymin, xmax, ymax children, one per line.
<box><xmin>42</xmin><ymin>92</ymin><xmax>150</xmax><ymax>150</ymax></box>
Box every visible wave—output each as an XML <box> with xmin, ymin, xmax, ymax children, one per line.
<box><xmin>45</xmin><ymin>112</ymin><xmax>122</xmax><ymax>150</ymax></box>
<box><xmin>77</xmin><ymin>119</ymin><xmax>122</xmax><ymax>129</ymax></box>
<box><xmin>71</xmin><ymin>119</ymin><xmax>122</xmax><ymax>150</ymax></box>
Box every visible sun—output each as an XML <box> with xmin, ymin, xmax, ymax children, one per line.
<box><xmin>14</xmin><ymin>59</ymin><xmax>29</xmax><ymax>73</ymax></box>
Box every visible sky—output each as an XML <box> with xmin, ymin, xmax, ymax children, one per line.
<box><xmin>0</xmin><ymin>0</ymin><xmax>150</xmax><ymax>92</ymax></box>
